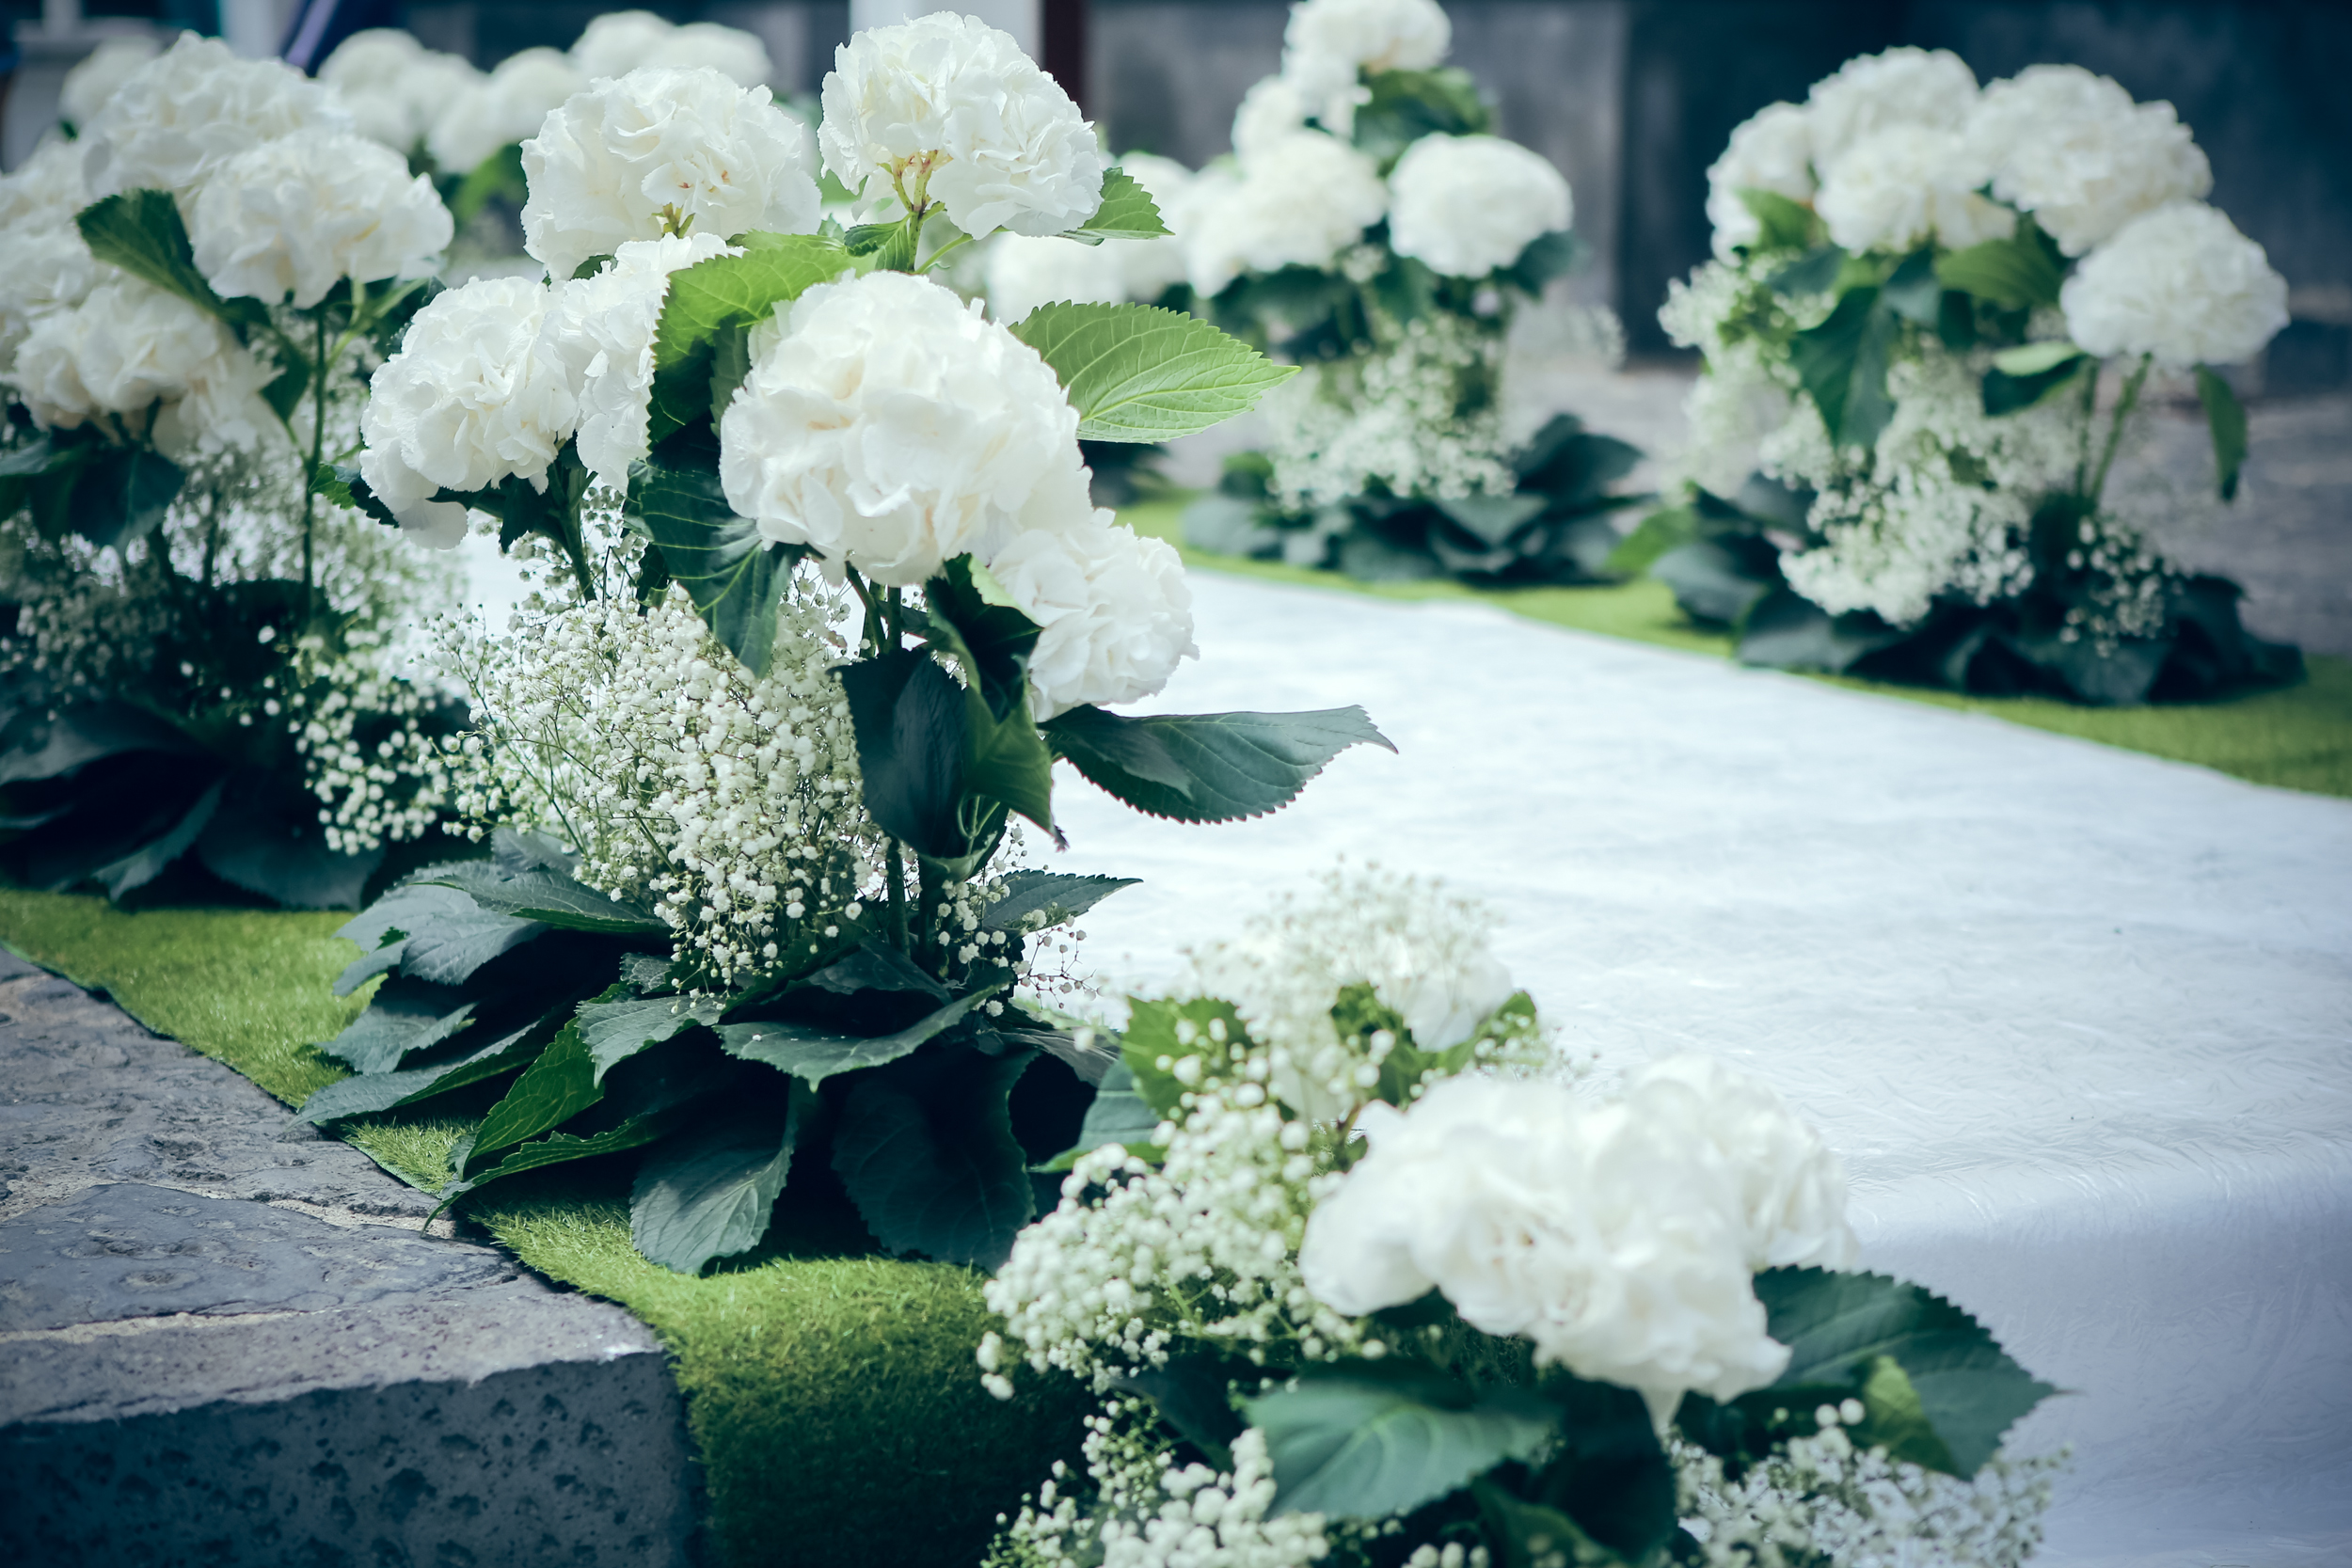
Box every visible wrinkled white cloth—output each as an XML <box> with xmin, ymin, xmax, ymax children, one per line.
<box><xmin>1041</xmin><ymin>571</ymin><xmax>2352</xmax><ymax>1568</ymax></box>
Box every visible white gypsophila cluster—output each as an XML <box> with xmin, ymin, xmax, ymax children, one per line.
<box><xmin>2059</xmin><ymin>200</ymin><xmax>2289</xmax><ymax>370</ymax></box>
<box><xmin>1184</xmin><ymin>132</ymin><xmax>1387</xmax><ymax>296</ymax></box>
<box><xmin>1966</xmin><ymin>65</ymin><xmax>2211</xmax><ymax>257</ymax></box>
<box><xmin>80</xmin><ymin>32</ymin><xmax>350</xmax><ymax>210</ymax></box>
<box><xmin>1280</xmin><ymin>0</ymin><xmax>1452</xmax><ymax>135</ymax></box>
<box><xmin>820</xmin><ymin>14</ymin><xmax>1104</xmax><ymax>241</ymax></box>
<box><xmin>1296</xmin><ymin>1059</ymin><xmax>1859</xmax><ymax>1429</ymax></box>
<box><xmin>988</xmin><ymin>524</ymin><xmax>1199</xmax><ymax>720</ymax></box>
<box><xmin>1385</xmin><ymin>134</ymin><xmax>1572</xmax><ymax>278</ymax></box>
<box><xmin>987</xmin><ymin>1404</ymin><xmax>1335</xmax><ymax>1568</ymax></box>
<box><xmin>1705</xmin><ymin>103</ymin><xmax>1815</xmax><ymax>258</ymax></box>
<box><xmin>542</xmin><ymin>231</ymin><xmax>737</xmax><ymax>490</ymax></box>
<box><xmin>1676</xmin><ymin>350</ymin><xmax>1795</xmax><ymax>500</ymax></box>
<box><xmin>440</xmin><ymin>582</ymin><xmax>882</xmax><ymax>984</ymax></box>
<box><xmin>720</xmin><ymin>269</ymin><xmax>1092</xmax><ymax>583</ymax></box>
<box><xmin>1803</xmin><ymin>47</ymin><xmax>1978</xmax><ymax>170</ymax></box>
<box><xmin>359</xmin><ymin>275</ymin><xmax>575</xmax><ymax>546</ymax></box>
<box><xmin>1674</xmin><ymin>1427</ymin><xmax>2062</xmax><ymax>1568</ymax></box>
<box><xmin>1263</xmin><ymin>309</ymin><xmax>1514</xmax><ymax>508</ymax></box>
<box><xmin>293</xmin><ymin>636</ymin><xmax>456</xmax><ymax>855</ymax></box>
<box><xmin>520</xmin><ymin>66</ymin><xmax>819</xmax><ymax>284</ymax></box>
<box><xmin>1182</xmin><ymin>863</ymin><xmax>1520</xmax><ymax>1122</ymax></box>
<box><xmin>189</xmin><ymin>133</ymin><xmax>452</xmax><ymax>309</ymax></box>
<box><xmin>1814</xmin><ymin>126</ymin><xmax>2011</xmax><ymax>255</ymax></box>
<box><xmin>427</xmin><ymin>48</ymin><xmax>586</xmax><ymax>177</ymax></box>
<box><xmin>572</xmin><ymin>11</ymin><xmax>772</xmax><ymax>88</ymax></box>
<box><xmin>321</xmin><ymin>28</ymin><xmax>482</xmax><ymax>157</ymax></box>
<box><xmin>59</xmin><ymin>35</ymin><xmax>161</xmax><ymax>130</ymax></box>
<box><xmin>7</xmin><ymin>275</ymin><xmax>275</xmax><ymax>454</ymax></box>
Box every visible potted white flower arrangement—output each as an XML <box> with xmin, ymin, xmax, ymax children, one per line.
<box><xmin>1174</xmin><ymin>0</ymin><xmax>1645</xmax><ymax>586</ymax></box>
<box><xmin>1632</xmin><ymin>48</ymin><xmax>2300</xmax><ymax>705</ymax></box>
<box><xmin>979</xmin><ymin>869</ymin><xmax>2062</xmax><ymax>1568</ymax></box>
<box><xmin>305</xmin><ymin>15</ymin><xmax>1389</xmax><ymax>1279</ymax></box>
<box><xmin>0</xmin><ymin>33</ymin><xmax>465</xmax><ymax>907</ymax></box>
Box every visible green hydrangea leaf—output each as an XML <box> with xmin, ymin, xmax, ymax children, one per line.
<box><xmin>1935</xmin><ymin>225</ymin><xmax>2065</xmax><ymax>310</ymax></box>
<box><xmin>1789</xmin><ymin>285</ymin><xmax>1899</xmax><ymax>449</ymax></box>
<box><xmin>76</xmin><ymin>190</ymin><xmax>269</xmax><ymax>340</ymax></box>
<box><xmin>1009</xmin><ymin>302</ymin><xmax>1296</xmax><ymax>443</ymax></box>
<box><xmin>1243</xmin><ymin>1360</ymin><xmax>1559</xmax><ymax>1521</ymax></box>
<box><xmin>646</xmin><ymin>235</ymin><xmax>856</xmax><ymax>437</ymax></box>
<box><xmin>715</xmin><ymin>989</ymin><xmax>993</xmax><ymax>1090</ymax></box>
<box><xmin>1042</xmin><ymin>705</ymin><xmax>1393</xmax><ymax>823</ymax></box>
<box><xmin>831</xmin><ymin>1046</ymin><xmax>1037</xmax><ymax>1269</ymax></box>
<box><xmin>1739</xmin><ymin>188</ymin><xmax>1826</xmax><ymax>253</ymax></box>
<box><xmin>414</xmin><ymin>860</ymin><xmax>665</xmax><ymax>935</ymax></box>
<box><xmin>2195</xmin><ymin>366</ymin><xmax>2249</xmax><ymax>500</ymax></box>
<box><xmin>630</xmin><ymin>1087</ymin><xmax>808</xmax><ymax>1273</ymax></box>
<box><xmin>980</xmin><ymin>870</ymin><xmax>1138</xmax><ymax>933</ymax></box>
<box><xmin>628</xmin><ymin>431</ymin><xmax>801</xmax><ymax>674</ymax></box>
<box><xmin>463</xmin><ymin>1018</ymin><xmax>601</xmax><ymax>1176</ymax></box>
<box><xmin>1058</xmin><ymin>168</ymin><xmax>1170</xmax><ymax>245</ymax></box>
<box><xmin>577</xmin><ymin>991</ymin><xmax>724</xmax><ymax>1083</ymax></box>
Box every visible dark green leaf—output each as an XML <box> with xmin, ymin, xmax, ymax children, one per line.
<box><xmin>92</xmin><ymin>776</ymin><xmax>221</xmax><ymax>898</ymax></box>
<box><xmin>71</xmin><ymin>447</ymin><xmax>184</xmax><ymax>553</ymax></box>
<box><xmin>75</xmin><ymin>190</ymin><xmax>266</xmax><ymax>338</ymax></box>
<box><xmin>1606</xmin><ymin>505</ymin><xmax>1699</xmax><ymax>576</ymax></box>
<box><xmin>707</xmin><ymin>322</ymin><xmax>754</xmax><ymax>420</ymax></box>
<box><xmin>577</xmin><ymin>991</ymin><xmax>724</xmax><ymax>1083</ymax></box>
<box><xmin>1936</xmin><ymin>228</ymin><xmax>2064</xmax><ymax>310</ymax></box>
<box><xmin>1768</xmin><ymin>243</ymin><xmax>1846</xmax><ymax>297</ymax></box>
<box><xmin>318</xmin><ymin>981</ymin><xmax>477</xmax><ymax>1075</ymax></box>
<box><xmin>261</xmin><ymin>356</ymin><xmax>310</xmax><ymax>424</ymax></box>
<box><xmin>2195</xmin><ymin>366</ymin><xmax>2249</xmax><ymax>501</ymax></box>
<box><xmin>374</xmin><ymin>889</ymin><xmax>545</xmax><ymax>988</ymax></box>
<box><xmin>981</xmin><ymin>870</ymin><xmax>1138</xmax><ymax>932</ymax></box>
<box><xmin>716</xmin><ymin>988</ymin><xmax>993</xmax><ymax>1089</ymax></box>
<box><xmin>0</xmin><ymin>698</ymin><xmax>199</xmax><ymax>787</ymax></box>
<box><xmin>570</xmin><ymin>254</ymin><xmax>616</xmax><ymax>281</ymax></box>
<box><xmin>1041</xmin><ymin>1058</ymin><xmax>1164</xmax><ymax>1170</ymax></box>
<box><xmin>1471</xmin><ymin>1481</ymin><xmax>1604</xmax><ymax>1568</ymax></box>
<box><xmin>464</xmin><ymin>1018</ymin><xmax>601</xmax><ymax>1176</ymax></box>
<box><xmin>292</xmin><ymin>1022</ymin><xmax>545</xmax><ymax>1125</ymax></box>
<box><xmin>1650</xmin><ymin>536</ymin><xmax>1782</xmax><ymax>627</ymax></box>
<box><xmin>620</xmin><ymin>952</ymin><xmax>679</xmax><ymax>994</ymax></box>
<box><xmin>1789</xmin><ymin>285</ymin><xmax>1898</xmax><ymax>449</ymax></box>
<box><xmin>791</xmin><ymin>941</ymin><xmax>948</xmax><ymax>1001</ymax></box>
<box><xmin>1983</xmin><ymin>356</ymin><xmax>2090</xmax><ymax>416</ymax></box>
<box><xmin>831</xmin><ymin>1045</ymin><xmax>1038</xmax><ymax>1268</ymax></box>
<box><xmin>195</xmin><ymin>779</ymin><xmax>384</xmax><ymax>911</ymax></box>
<box><xmin>1740</xmin><ymin>188</ymin><xmax>1824</xmax><ymax>253</ymax></box>
<box><xmin>1043</xmin><ymin>705</ymin><xmax>1393</xmax><ymax>824</ymax></box>
<box><xmin>647</xmin><ymin>237</ymin><xmax>855</xmax><ymax>437</ymax></box>
<box><xmin>917</xmin><ymin>559</ymin><xmax>1059</xmax><ymax>840</ymax></box>
<box><xmin>1242</xmin><ymin>1361</ymin><xmax>1559</xmax><ymax>1521</ymax></box>
<box><xmin>1737</xmin><ymin>587</ymin><xmax>1906</xmax><ymax>674</ymax></box>
<box><xmin>1883</xmin><ymin>248</ymin><xmax>1942</xmax><ymax>324</ymax></box>
<box><xmin>628</xmin><ymin>436</ymin><xmax>798</xmax><ymax>674</ymax></box>
<box><xmin>311</xmin><ymin>461</ymin><xmax>403</xmax><ymax>530</ymax></box>
<box><xmin>1759</xmin><ymin>1267</ymin><xmax>2057</xmax><ymax>1477</ymax></box>
<box><xmin>447</xmin><ymin>144</ymin><xmax>527</xmax><ymax>228</ymax></box>
<box><xmin>1495</xmin><ymin>228</ymin><xmax>1581</xmax><ymax>296</ymax></box>
<box><xmin>414</xmin><ymin>860</ymin><xmax>665</xmax><ymax>934</ymax></box>
<box><xmin>1009</xmin><ymin>302</ymin><xmax>1296</xmax><ymax>443</ymax></box>
<box><xmin>1058</xmin><ymin>167</ymin><xmax>1170</xmax><ymax>244</ymax></box>
<box><xmin>330</xmin><ymin>881</ymin><xmax>500</xmax><ymax>994</ymax></box>
<box><xmin>1531</xmin><ymin>1377</ymin><xmax>1677</xmax><ymax>1560</ymax></box>
<box><xmin>1350</xmin><ymin>67</ymin><xmax>1491</xmax><ymax>162</ymax></box>
<box><xmin>1120</xmin><ymin>995</ymin><xmax>1249</xmax><ymax>1117</ymax></box>
<box><xmin>834</xmin><ymin>650</ymin><xmax>970</xmax><ymax>860</ymax></box>
<box><xmin>630</xmin><ymin>1087</ymin><xmax>808</xmax><ymax>1273</ymax></box>
<box><xmin>1115</xmin><ymin>1352</ymin><xmax>1250</xmax><ymax>1469</ymax></box>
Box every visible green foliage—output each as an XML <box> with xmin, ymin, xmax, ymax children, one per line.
<box><xmin>1058</xmin><ymin>167</ymin><xmax>1172</xmax><ymax>244</ymax></box>
<box><xmin>1936</xmin><ymin>224</ymin><xmax>2065</xmax><ymax>310</ymax></box>
<box><xmin>1010</xmin><ymin>302</ymin><xmax>1296</xmax><ymax>443</ymax></box>
<box><xmin>76</xmin><ymin>189</ymin><xmax>268</xmax><ymax>341</ymax></box>
<box><xmin>576</xmin><ymin>990</ymin><xmax>724</xmax><ymax>1082</ymax></box>
<box><xmin>1118</xmin><ymin>994</ymin><xmax>1252</xmax><ymax>1118</ymax></box>
<box><xmin>0</xmin><ymin>431</ymin><xmax>185</xmax><ymax>554</ymax></box>
<box><xmin>1040</xmin><ymin>1057</ymin><xmax>1163</xmax><ymax>1170</ymax></box>
<box><xmin>630</xmin><ymin>1092</ymin><xmax>807</xmax><ymax>1272</ymax></box>
<box><xmin>2195</xmin><ymin>366</ymin><xmax>2249</xmax><ymax>500</ymax></box>
<box><xmin>446</xmin><ymin>144</ymin><xmax>528</xmax><ymax>229</ymax></box>
<box><xmin>464</xmin><ymin>1017</ymin><xmax>603</xmax><ymax>1173</ymax></box>
<box><xmin>1788</xmin><ymin>285</ymin><xmax>1899</xmax><ymax>449</ymax></box>
<box><xmin>628</xmin><ymin>430</ymin><xmax>803</xmax><ymax>675</ymax></box>
<box><xmin>646</xmin><ymin>234</ymin><xmax>857</xmax><ymax>439</ymax></box>
<box><xmin>1042</xmin><ymin>705</ymin><xmax>1393</xmax><ymax>822</ymax></box>
<box><xmin>983</xmin><ymin>870</ymin><xmax>1140</xmax><ymax>932</ymax></box>
<box><xmin>1983</xmin><ymin>342</ymin><xmax>2090</xmax><ymax>416</ymax></box>
<box><xmin>716</xmin><ymin>989</ymin><xmax>993</xmax><ymax>1088</ymax></box>
<box><xmin>1740</xmin><ymin>189</ymin><xmax>1827</xmax><ymax>253</ymax></box>
<box><xmin>414</xmin><ymin>860</ymin><xmax>665</xmax><ymax>934</ymax></box>
<box><xmin>830</xmin><ymin>1045</ymin><xmax>1039</xmax><ymax>1268</ymax></box>
<box><xmin>1242</xmin><ymin>1360</ymin><xmax>1558</xmax><ymax>1521</ymax></box>
<box><xmin>1351</xmin><ymin>68</ymin><xmax>1491</xmax><ymax>164</ymax></box>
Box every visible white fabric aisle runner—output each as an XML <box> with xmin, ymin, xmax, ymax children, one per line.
<box><xmin>1043</xmin><ymin>572</ymin><xmax>2352</xmax><ymax>1568</ymax></box>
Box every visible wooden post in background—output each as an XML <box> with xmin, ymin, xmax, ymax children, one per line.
<box><xmin>1041</xmin><ymin>0</ymin><xmax>1086</xmax><ymax>111</ymax></box>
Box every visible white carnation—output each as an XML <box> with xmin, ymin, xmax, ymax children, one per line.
<box><xmin>81</xmin><ymin>32</ymin><xmax>350</xmax><ymax>207</ymax></box>
<box><xmin>541</xmin><ymin>231</ymin><xmax>736</xmax><ymax>491</ymax></box>
<box><xmin>2060</xmin><ymin>200</ymin><xmax>2288</xmax><ymax>369</ymax></box>
<box><xmin>359</xmin><ymin>276</ymin><xmax>575</xmax><ymax>541</ymax></box>
<box><xmin>1299</xmin><ymin>1073</ymin><xmax>1790</xmax><ymax>1427</ymax></box>
<box><xmin>1966</xmin><ymin>65</ymin><xmax>2211</xmax><ymax>256</ymax></box>
<box><xmin>520</xmin><ymin>67</ymin><xmax>818</xmax><ymax>284</ymax></box>
<box><xmin>1282</xmin><ymin>0</ymin><xmax>1451</xmax><ymax>134</ymax></box>
<box><xmin>428</xmin><ymin>47</ymin><xmax>589</xmax><ymax>177</ymax></box>
<box><xmin>1387</xmin><ymin>134</ymin><xmax>1571</xmax><ymax>277</ymax></box>
<box><xmin>988</xmin><ymin>522</ymin><xmax>1198</xmax><ymax>719</ymax></box>
<box><xmin>1232</xmin><ymin>74</ymin><xmax>1312</xmax><ymax>166</ymax></box>
<box><xmin>569</xmin><ymin>10</ymin><xmax>677</xmax><ymax>81</ymax></box>
<box><xmin>718</xmin><ymin>270</ymin><xmax>1091</xmax><ymax>586</ymax></box>
<box><xmin>1804</xmin><ymin>46</ymin><xmax>1977</xmax><ymax>169</ymax></box>
<box><xmin>1626</xmin><ymin>1055</ymin><xmax>1859</xmax><ymax>1271</ymax></box>
<box><xmin>331</xmin><ymin>42</ymin><xmax>483</xmax><ymax>158</ymax></box>
<box><xmin>1705</xmin><ymin>102</ymin><xmax>1815</xmax><ymax>257</ymax></box>
<box><xmin>60</xmin><ymin>35</ymin><xmax>162</xmax><ymax>130</ymax></box>
<box><xmin>1815</xmin><ymin>125</ymin><xmax>2011</xmax><ymax>254</ymax></box>
<box><xmin>1184</xmin><ymin>132</ymin><xmax>1386</xmax><ymax>296</ymax></box>
<box><xmin>644</xmin><ymin>22</ymin><xmax>772</xmax><ymax>88</ymax></box>
<box><xmin>191</xmin><ymin>134</ymin><xmax>452</xmax><ymax>309</ymax></box>
<box><xmin>984</xmin><ymin>232</ymin><xmax>1126</xmax><ymax>323</ymax></box>
<box><xmin>818</xmin><ymin>13</ymin><xmax>1104</xmax><ymax>240</ymax></box>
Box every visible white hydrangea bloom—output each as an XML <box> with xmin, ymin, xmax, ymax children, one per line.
<box><xmin>988</xmin><ymin>523</ymin><xmax>1199</xmax><ymax>719</ymax></box>
<box><xmin>1387</xmin><ymin>134</ymin><xmax>1571</xmax><ymax>277</ymax></box>
<box><xmin>1815</xmin><ymin>125</ymin><xmax>2011</xmax><ymax>254</ymax></box>
<box><xmin>0</xmin><ymin>137</ymin><xmax>91</xmax><ymax>233</ymax></box>
<box><xmin>1281</xmin><ymin>0</ymin><xmax>1452</xmax><ymax>134</ymax></box>
<box><xmin>1804</xmin><ymin>46</ymin><xmax>1978</xmax><ymax>169</ymax></box>
<box><xmin>1298</xmin><ymin>1072</ymin><xmax>1791</xmax><ymax>1427</ymax></box>
<box><xmin>1626</xmin><ymin>1055</ymin><xmax>1860</xmax><ymax>1271</ymax></box>
<box><xmin>1184</xmin><ymin>132</ymin><xmax>1386</xmax><ymax>296</ymax></box>
<box><xmin>520</xmin><ymin>66</ymin><xmax>818</xmax><ymax>284</ymax></box>
<box><xmin>81</xmin><ymin>32</ymin><xmax>350</xmax><ymax>208</ymax></box>
<box><xmin>59</xmin><ymin>35</ymin><xmax>162</xmax><ymax>129</ymax></box>
<box><xmin>818</xmin><ymin>13</ymin><xmax>1105</xmax><ymax>240</ymax></box>
<box><xmin>5</xmin><ymin>275</ymin><xmax>253</xmax><ymax>430</ymax></box>
<box><xmin>568</xmin><ymin>10</ymin><xmax>677</xmax><ymax>81</ymax></box>
<box><xmin>541</xmin><ymin>230</ymin><xmax>736</xmax><ymax>491</ymax></box>
<box><xmin>1967</xmin><ymin>65</ymin><xmax>2212</xmax><ymax>256</ymax></box>
<box><xmin>318</xmin><ymin>26</ymin><xmax>422</xmax><ymax>87</ymax></box>
<box><xmin>428</xmin><ymin>47</ymin><xmax>589</xmax><ymax>177</ymax></box>
<box><xmin>359</xmin><ymin>276</ymin><xmax>576</xmax><ymax>545</ymax></box>
<box><xmin>983</xmin><ymin>232</ymin><xmax>1126</xmax><ymax>323</ymax></box>
<box><xmin>1705</xmin><ymin>102</ymin><xmax>1816</xmax><ymax>257</ymax></box>
<box><xmin>0</xmin><ymin>226</ymin><xmax>102</xmax><ymax>372</ymax></box>
<box><xmin>190</xmin><ymin>134</ymin><xmax>453</xmax><ymax>309</ymax></box>
<box><xmin>719</xmin><ymin>270</ymin><xmax>1092</xmax><ymax>586</ymax></box>
<box><xmin>644</xmin><ymin>22</ymin><xmax>772</xmax><ymax>88</ymax></box>
<box><xmin>334</xmin><ymin>45</ymin><xmax>483</xmax><ymax>157</ymax></box>
<box><xmin>1231</xmin><ymin>74</ymin><xmax>1312</xmax><ymax>166</ymax></box>
<box><xmin>2060</xmin><ymin>200</ymin><xmax>2288</xmax><ymax>369</ymax></box>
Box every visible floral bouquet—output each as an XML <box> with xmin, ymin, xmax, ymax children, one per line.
<box><xmin>980</xmin><ymin>869</ymin><xmax>2062</xmax><ymax>1568</ymax></box>
<box><xmin>1171</xmin><ymin>0</ymin><xmax>1643</xmax><ymax>586</ymax></box>
<box><xmin>0</xmin><ymin>34</ymin><xmax>465</xmax><ymax>907</ymax></box>
<box><xmin>1636</xmin><ymin>47</ymin><xmax>2300</xmax><ymax>705</ymax></box>
<box><xmin>304</xmin><ymin>15</ymin><xmax>1388</xmax><ymax>1279</ymax></box>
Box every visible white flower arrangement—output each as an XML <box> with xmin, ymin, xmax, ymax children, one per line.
<box><xmin>1385</xmin><ymin>134</ymin><xmax>1573</xmax><ymax>280</ymax></box>
<box><xmin>1645</xmin><ymin>46</ymin><xmax>2298</xmax><ymax>705</ymax></box>
<box><xmin>80</xmin><ymin>33</ymin><xmax>351</xmax><ymax>209</ymax></box>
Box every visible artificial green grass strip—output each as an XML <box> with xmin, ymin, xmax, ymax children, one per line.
<box><xmin>0</xmin><ymin>892</ymin><xmax>1088</xmax><ymax>1567</ymax></box>
<box><xmin>1120</xmin><ymin>499</ymin><xmax>2352</xmax><ymax>798</ymax></box>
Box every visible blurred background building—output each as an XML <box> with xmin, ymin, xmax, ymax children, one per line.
<box><xmin>4</xmin><ymin>0</ymin><xmax>2347</xmax><ymax>388</ymax></box>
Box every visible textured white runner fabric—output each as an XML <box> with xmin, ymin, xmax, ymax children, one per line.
<box><xmin>1044</xmin><ymin>571</ymin><xmax>2352</xmax><ymax>1568</ymax></box>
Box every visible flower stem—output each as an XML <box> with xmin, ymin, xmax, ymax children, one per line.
<box><xmin>302</xmin><ymin>309</ymin><xmax>326</xmax><ymax>616</ymax></box>
<box><xmin>2086</xmin><ymin>354</ymin><xmax>2152</xmax><ymax>512</ymax></box>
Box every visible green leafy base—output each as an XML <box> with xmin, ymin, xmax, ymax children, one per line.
<box><xmin>0</xmin><ymin>888</ymin><xmax>1089</xmax><ymax>1568</ymax></box>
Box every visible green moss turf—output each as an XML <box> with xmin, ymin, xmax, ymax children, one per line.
<box><xmin>1118</xmin><ymin>498</ymin><xmax>2352</xmax><ymax>799</ymax></box>
<box><xmin>0</xmin><ymin>887</ymin><xmax>1088</xmax><ymax>1568</ymax></box>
